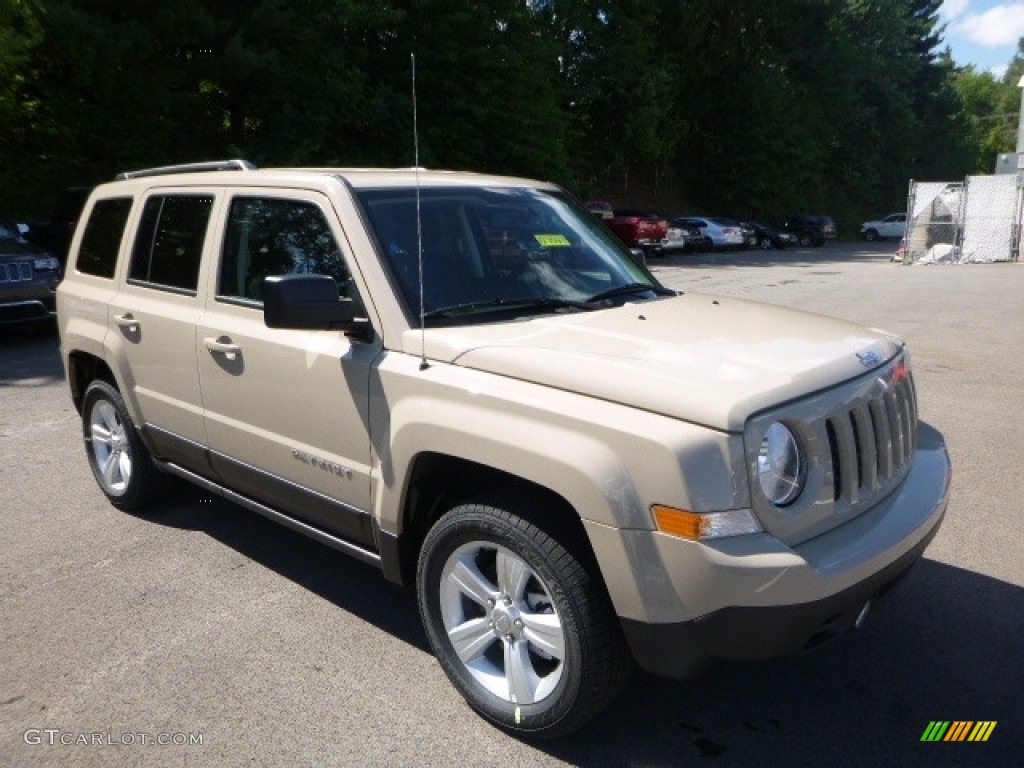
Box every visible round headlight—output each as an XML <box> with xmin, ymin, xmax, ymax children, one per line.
<box><xmin>757</xmin><ymin>422</ymin><xmax>805</xmax><ymax>506</ymax></box>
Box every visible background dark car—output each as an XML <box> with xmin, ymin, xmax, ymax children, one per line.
<box><xmin>781</xmin><ymin>214</ymin><xmax>837</xmax><ymax>246</ymax></box>
<box><xmin>583</xmin><ymin>199</ymin><xmax>614</xmax><ymax>220</ymax></box>
<box><xmin>749</xmin><ymin>221</ymin><xmax>797</xmax><ymax>249</ymax></box>
<box><xmin>0</xmin><ymin>218</ymin><xmax>62</xmax><ymax>326</ymax></box>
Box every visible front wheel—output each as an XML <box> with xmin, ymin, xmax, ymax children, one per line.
<box><xmin>81</xmin><ymin>379</ymin><xmax>163</xmax><ymax>511</ymax></box>
<box><xmin>417</xmin><ymin>496</ymin><xmax>631</xmax><ymax>738</ymax></box>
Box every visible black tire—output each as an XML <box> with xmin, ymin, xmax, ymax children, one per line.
<box><xmin>81</xmin><ymin>379</ymin><xmax>163</xmax><ymax>511</ymax></box>
<box><xmin>416</xmin><ymin>494</ymin><xmax>632</xmax><ymax>738</ymax></box>
<box><xmin>798</xmin><ymin>232</ymin><xmax>813</xmax><ymax>247</ymax></box>
<box><xmin>864</xmin><ymin>228</ymin><xmax>879</xmax><ymax>242</ymax></box>
<box><xmin>759</xmin><ymin>237</ymin><xmax>773</xmax><ymax>250</ymax></box>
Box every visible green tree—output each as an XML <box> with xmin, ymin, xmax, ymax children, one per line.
<box><xmin>952</xmin><ymin>64</ymin><xmax>1014</xmax><ymax>174</ymax></box>
<box><xmin>0</xmin><ymin>0</ymin><xmax>1004</xmax><ymax>225</ymax></box>
<box><xmin>554</xmin><ymin>0</ymin><xmax>677</xmax><ymax>198</ymax></box>
<box><xmin>379</xmin><ymin>0</ymin><xmax>572</xmax><ymax>182</ymax></box>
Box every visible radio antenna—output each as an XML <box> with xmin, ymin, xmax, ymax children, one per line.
<box><xmin>412</xmin><ymin>53</ymin><xmax>429</xmax><ymax>371</ymax></box>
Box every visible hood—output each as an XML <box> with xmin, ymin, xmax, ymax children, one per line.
<box><xmin>0</xmin><ymin>236</ymin><xmax>51</xmax><ymax>260</ymax></box>
<box><xmin>406</xmin><ymin>294</ymin><xmax>902</xmax><ymax>432</ymax></box>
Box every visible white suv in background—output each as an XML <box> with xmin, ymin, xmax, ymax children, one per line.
<box><xmin>860</xmin><ymin>213</ymin><xmax>906</xmax><ymax>241</ymax></box>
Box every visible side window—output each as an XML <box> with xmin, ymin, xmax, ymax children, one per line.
<box><xmin>128</xmin><ymin>195</ymin><xmax>213</xmax><ymax>293</ymax></box>
<box><xmin>218</xmin><ymin>197</ymin><xmax>351</xmax><ymax>303</ymax></box>
<box><xmin>76</xmin><ymin>198</ymin><xmax>133</xmax><ymax>278</ymax></box>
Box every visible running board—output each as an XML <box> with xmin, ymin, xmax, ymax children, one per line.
<box><xmin>159</xmin><ymin>461</ymin><xmax>383</xmax><ymax>570</ymax></box>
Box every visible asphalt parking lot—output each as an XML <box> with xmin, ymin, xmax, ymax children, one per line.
<box><xmin>1</xmin><ymin>241</ymin><xmax>1021</xmax><ymax>766</ymax></box>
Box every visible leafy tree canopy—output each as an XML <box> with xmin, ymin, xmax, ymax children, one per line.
<box><xmin>0</xmin><ymin>0</ymin><xmax>1012</xmax><ymax>233</ymax></box>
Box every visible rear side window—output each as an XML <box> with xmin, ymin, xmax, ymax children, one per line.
<box><xmin>128</xmin><ymin>195</ymin><xmax>213</xmax><ymax>293</ymax></box>
<box><xmin>76</xmin><ymin>198</ymin><xmax>133</xmax><ymax>278</ymax></box>
<box><xmin>218</xmin><ymin>197</ymin><xmax>351</xmax><ymax>303</ymax></box>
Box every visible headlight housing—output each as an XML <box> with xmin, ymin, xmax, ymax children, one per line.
<box><xmin>34</xmin><ymin>256</ymin><xmax>60</xmax><ymax>272</ymax></box>
<box><xmin>757</xmin><ymin>422</ymin><xmax>806</xmax><ymax>506</ymax></box>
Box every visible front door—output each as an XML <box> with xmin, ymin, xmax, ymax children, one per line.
<box><xmin>197</xmin><ymin>192</ymin><xmax>379</xmax><ymax>548</ymax></box>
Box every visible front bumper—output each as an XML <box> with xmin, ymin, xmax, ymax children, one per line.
<box><xmin>621</xmin><ymin>518</ymin><xmax>938</xmax><ymax>680</ymax></box>
<box><xmin>589</xmin><ymin>423</ymin><xmax>950</xmax><ymax>680</ymax></box>
<box><xmin>0</xmin><ymin>295</ymin><xmax>58</xmax><ymax>324</ymax></box>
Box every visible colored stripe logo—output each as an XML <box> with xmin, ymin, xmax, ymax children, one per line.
<box><xmin>921</xmin><ymin>721</ymin><xmax>997</xmax><ymax>742</ymax></box>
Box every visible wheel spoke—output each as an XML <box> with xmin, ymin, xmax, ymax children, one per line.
<box><xmin>97</xmin><ymin>401</ymin><xmax>119</xmax><ymax>432</ymax></box>
<box><xmin>101</xmin><ymin>450</ymin><xmax>121</xmax><ymax>488</ymax></box>
<box><xmin>118</xmin><ymin>449</ymin><xmax>132</xmax><ymax>485</ymax></box>
<box><xmin>504</xmin><ymin>639</ymin><xmax>541</xmax><ymax>704</ymax></box>
<box><xmin>448</xmin><ymin>556</ymin><xmax>498</xmax><ymax>609</ymax></box>
<box><xmin>448</xmin><ymin>617</ymin><xmax>496</xmax><ymax>664</ymax></box>
<box><xmin>520</xmin><ymin>611</ymin><xmax>565</xmax><ymax>660</ymax></box>
<box><xmin>91</xmin><ymin>422</ymin><xmax>114</xmax><ymax>447</ymax></box>
<box><xmin>495</xmin><ymin>551</ymin><xmax>530</xmax><ymax>600</ymax></box>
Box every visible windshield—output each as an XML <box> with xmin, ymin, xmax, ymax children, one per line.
<box><xmin>355</xmin><ymin>186</ymin><xmax>664</xmax><ymax>324</ymax></box>
<box><xmin>0</xmin><ymin>220</ymin><xmax>22</xmax><ymax>242</ymax></box>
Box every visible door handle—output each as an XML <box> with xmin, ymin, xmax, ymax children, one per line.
<box><xmin>112</xmin><ymin>313</ymin><xmax>138</xmax><ymax>332</ymax></box>
<box><xmin>204</xmin><ymin>336</ymin><xmax>242</xmax><ymax>360</ymax></box>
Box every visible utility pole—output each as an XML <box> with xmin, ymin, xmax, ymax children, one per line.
<box><xmin>1017</xmin><ymin>75</ymin><xmax>1024</xmax><ymax>155</ymax></box>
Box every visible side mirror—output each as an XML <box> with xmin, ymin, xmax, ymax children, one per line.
<box><xmin>263</xmin><ymin>274</ymin><xmax>368</xmax><ymax>335</ymax></box>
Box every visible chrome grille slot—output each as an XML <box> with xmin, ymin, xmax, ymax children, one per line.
<box><xmin>826</xmin><ymin>367</ymin><xmax>917</xmax><ymax>504</ymax></box>
<box><xmin>1</xmin><ymin>262</ymin><xmax>33</xmax><ymax>283</ymax></box>
<box><xmin>851</xmin><ymin>405</ymin><xmax>877</xmax><ymax>492</ymax></box>
<box><xmin>870</xmin><ymin>397</ymin><xmax>892</xmax><ymax>481</ymax></box>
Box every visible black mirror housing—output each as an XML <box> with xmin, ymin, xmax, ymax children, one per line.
<box><xmin>263</xmin><ymin>274</ymin><xmax>363</xmax><ymax>331</ymax></box>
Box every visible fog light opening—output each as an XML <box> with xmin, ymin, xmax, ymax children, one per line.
<box><xmin>855</xmin><ymin>601</ymin><xmax>872</xmax><ymax>630</ymax></box>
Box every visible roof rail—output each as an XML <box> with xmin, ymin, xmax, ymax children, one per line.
<box><xmin>115</xmin><ymin>159</ymin><xmax>257</xmax><ymax>180</ymax></box>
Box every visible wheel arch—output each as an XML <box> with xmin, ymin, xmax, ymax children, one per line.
<box><xmin>381</xmin><ymin>453</ymin><xmax>601</xmax><ymax>590</ymax></box>
<box><xmin>66</xmin><ymin>350</ymin><xmax>118</xmax><ymax>414</ymax></box>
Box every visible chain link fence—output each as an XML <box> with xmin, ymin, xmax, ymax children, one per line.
<box><xmin>902</xmin><ymin>175</ymin><xmax>1022</xmax><ymax>264</ymax></box>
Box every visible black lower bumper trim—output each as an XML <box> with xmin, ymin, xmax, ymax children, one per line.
<box><xmin>620</xmin><ymin>522</ymin><xmax>941</xmax><ymax>681</ymax></box>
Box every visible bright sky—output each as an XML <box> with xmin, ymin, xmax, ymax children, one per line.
<box><xmin>940</xmin><ymin>1</ymin><xmax>1024</xmax><ymax>78</ymax></box>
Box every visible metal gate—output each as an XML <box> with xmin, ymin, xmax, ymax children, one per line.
<box><xmin>903</xmin><ymin>175</ymin><xmax>1022</xmax><ymax>264</ymax></box>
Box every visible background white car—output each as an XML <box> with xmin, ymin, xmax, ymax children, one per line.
<box><xmin>860</xmin><ymin>213</ymin><xmax>906</xmax><ymax>241</ymax></box>
<box><xmin>673</xmin><ymin>216</ymin><xmax>746</xmax><ymax>250</ymax></box>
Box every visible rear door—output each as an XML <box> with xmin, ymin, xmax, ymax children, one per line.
<box><xmin>106</xmin><ymin>191</ymin><xmax>217</xmax><ymax>471</ymax></box>
<box><xmin>196</xmin><ymin>191</ymin><xmax>379</xmax><ymax>548</ymax></box>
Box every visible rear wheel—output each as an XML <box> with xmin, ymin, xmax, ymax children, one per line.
<box><xmin>82</xmin><ymin>379</ymin><xmax>162</xmax><ymax>511</ymax></box>
<box><xmin>759</xmin><ymin>237</ymin><xmax>773</xmax><ymax>250</ymax></box>
<box><xmin>864</xmin><ymin>228</ymin><xmax>879</xmax><ymax>241</ymax></box>
<box><xmin>417</xmin><ymin>495</ymin><xmax>631</xmax><ymax>738</ymax></box>
<box><xmin>798</xmin><ymin>232</ymin><xmax>813</xmax><ymax>247</ymax></box>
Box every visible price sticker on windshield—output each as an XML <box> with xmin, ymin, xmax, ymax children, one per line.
<box><xmin>534</xmin><ymin>234</ymin><xmax>571</xmax><ymax>247</ymax></box>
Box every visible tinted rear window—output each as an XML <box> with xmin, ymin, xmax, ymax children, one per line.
<box><xmin>76</xmin><ymin>197</ymin><xmax>133</xmax><ymax>279</ymax></box>
<box><xmin>128</xmin><ymin>195</ymin><xmax>213</xmax><ymax>293</ymax></box>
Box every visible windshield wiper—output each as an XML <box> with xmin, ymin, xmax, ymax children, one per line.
<box><xmin>422</xmin><ymin>297</ymin><xmax>595</xmax><ymax>319</ymax></box>
<box><xmin>586</xmin><ymin>283</ymin><xmax>675</xmax><ymax>304</ymax></box>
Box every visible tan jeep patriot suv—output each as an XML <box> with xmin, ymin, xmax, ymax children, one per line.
<box><xmin>58</xmin><ymin>160</ymin><xmax>950</xmax><ymax>737</ymax></box>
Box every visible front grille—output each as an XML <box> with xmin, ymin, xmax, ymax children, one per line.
<box><xmin>0</xmin><ymin>262</ymin><xmax>33</xmax><ymax>283</ymax></box>
<box><xmin>826</xmin><ymin>369</ymin><xmax>917</xmax><ymax>504</ymax></box>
